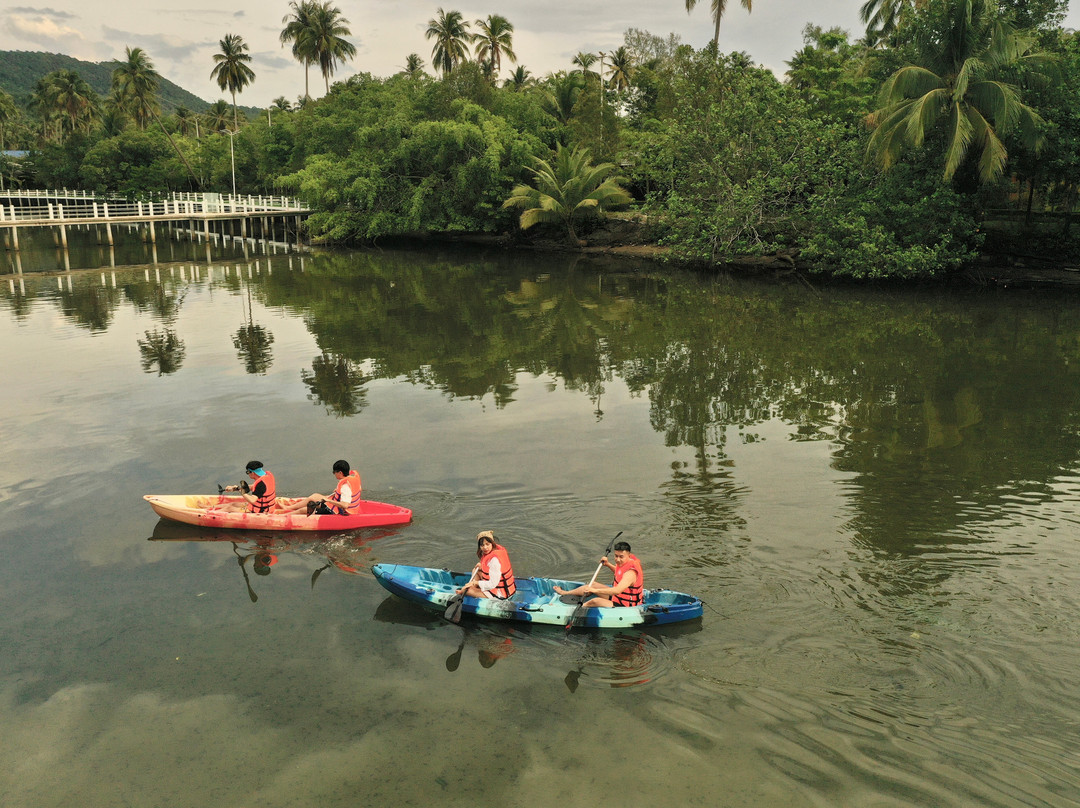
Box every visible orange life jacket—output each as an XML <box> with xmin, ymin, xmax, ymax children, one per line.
<box><xmin>332</xmin><ymin>471</ymin><xmax>363</xmax><ymax>514</ymax></box>
<box><xmin>250</xmin><ymin>470</ymin><xmax>276</xmax><ymax>513</ymax></box>
<box><xmin>612</xmin><ymin>554</ymin><xmax>644</xmax><ymax>607</ymax></box>
<box><xmin>479</xmin><ymin>545</ymin><xmax>516</xmax><ymax>599</ymax></box>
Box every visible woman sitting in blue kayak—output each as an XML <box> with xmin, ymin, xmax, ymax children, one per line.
<box><xmin>457</xmin><ymin>531</ymin><xmax>517</xmax><ymax>600</ymax></box>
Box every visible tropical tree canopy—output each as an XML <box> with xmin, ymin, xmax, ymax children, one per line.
<box><xmin>684</xmin><ymin>0</ymin><xmax>753</xmax><ymax>47</ymax></box>
<box><xmin>112</xmin><ymin>46</ymin><xmax>161</xmax><ymax>131</ymax></box>
<box><xmin>426</xmin><ymin>8</ymin><xmax>473</xmax><ymax>77</ymax></box>
<box><xmin>860</xmin><ymin>0</ymin><xmax>924</xmax><ymax>46</ymax></box>
<box><xmin>112</xmin><ymin>46</ymin><xmax>198</xmax><ymax>184</ymax></box>
<box><xmin>473</xmin><ymin>14</ymin><xmax>516</xmax><ymax>79</ymax></box>
<box><xmin>502</xmin><ymin>144</ymin><xmax>632</xmax><ymax>245</ymax></box>
<box><xmin>867</xmin><ymin>0</ymin><xmax>1055</xmax><ymax>183</ymax></box>
<box><xmin>43</xmin><ymin>70</ymin><xmax>100</xmax><ymax>136</ymax></box>
<box><xmin>280</xmin><ymin>0</ymin><xmax>317</xmax><ymax>98</ymax></box>
<box><xmin>607</xmin><ymin>46</ymin><xmax>635</xmax><ymax>93</ymax></box>
<box><xmin>210</xmin><ymin>33</ymin><xmax>256</xmax><ymax>132</ymax></box>
<box><xmin>403</xmin><ymin>53</ymin><xmax>426</xmax><ymax>79</ymax></box>
<box><xmin>309</xmin><ymin>1</ymin><xmax>356</xmax><ymax>92</ymax></box>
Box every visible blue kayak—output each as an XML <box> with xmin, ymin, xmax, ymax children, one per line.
<box><xmin>371</xmin><ymin>563</ymin><xmax>703</xmax><ymax>628</ymax></box>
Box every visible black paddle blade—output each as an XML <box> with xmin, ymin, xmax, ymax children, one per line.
<box><xmin>445</xmin><ymin>650</ymin><xmax>462</xmax><ymax>672</ymax></box>
<box><xmin>564</xmin><ymin>668</ymin><xmax>582</xmax><ymax>693</ymax></box>
<box><xmin>446</xmin><ymin>639</ymin><xmax>466</xmax><ymax>672</ymax></box>
<box><xmin>237</xmin><ymin>557</ymin><xmax>258</xmax><ymax>603</ymax></box>
<box><xmin>443</xmin><ymin>593</ymin><xmax>465</xmax><ymax>623</ymax></box>
<box><xmin>310</xmin><ymin>563</ymin><xmax>330</xmax><ymax>589</ymax></box>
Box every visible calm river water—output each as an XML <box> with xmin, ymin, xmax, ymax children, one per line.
<box><xmin>2</xmin><ymin>232</ymin><xmax>1080</xmax><ymax>807</ymax></box>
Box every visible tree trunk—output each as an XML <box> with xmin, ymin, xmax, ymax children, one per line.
<box><xmin>1024</xmin><ymin>176</ymin><xmax>1036</xmax><ymax>227</ymax></box>
<box><xmin>149</xmin><ymin>104</ymin><xmax>199</xmax><ymax>188</ymax></box>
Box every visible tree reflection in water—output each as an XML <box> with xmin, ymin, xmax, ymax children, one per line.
<box><xmin>233</xmin><ymin>323</ymin><xmax>274</xmax><ymax>374</ymax></box>
<box><xmin>300</xmin><ymin>352</ymin><xmax>370</xmax><ymax>416</ymax></box>
<box><xmin>233</xmin><ymin>279</ymin><xmax>274</xmax><ymax>374</ymax></box>
<box><xmin>137</xmin><ymin>328</ymin><xmax>186</xmax><ymax>375</ymax></box>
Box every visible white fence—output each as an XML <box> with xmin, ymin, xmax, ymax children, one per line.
<box><xmin>0</xmin><ymin>190</ymin><xmax>307</xmax><ymax>224</ymax></box>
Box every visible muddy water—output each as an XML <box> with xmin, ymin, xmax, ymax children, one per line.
<box><xmin>2</xmin><ymin>245</ymin><xmax>1079</xmax><ymax>807</ymax></box>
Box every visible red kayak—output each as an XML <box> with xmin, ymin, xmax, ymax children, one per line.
<box><xmin>143</xmin><ymin>494</ymin><xmax>412</xmax><ymax>531</ymax></box>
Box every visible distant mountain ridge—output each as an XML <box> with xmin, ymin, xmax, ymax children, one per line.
<box><xmin>0</xmin><ymin>50</ymin><xmax>211</xmax><ymax>112</ymax></box>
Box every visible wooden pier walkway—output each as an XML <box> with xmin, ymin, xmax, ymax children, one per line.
<box><xmin>0</xmin><ymin>189</ymin><xmax>309</xmax><ymax>251</ymax></box>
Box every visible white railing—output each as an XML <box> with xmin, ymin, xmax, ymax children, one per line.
<box><xmin>0</xmin><ymin>190</ymin><xmax>307</xmax><ymax>223</ymax></box>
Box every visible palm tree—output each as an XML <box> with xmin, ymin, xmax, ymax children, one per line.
<box><xmin>204</xmin><ymin>100</ymin><xmax>232</xmax><ymax>133</ymax></box>
<box><xmin>503</xmin><ymin>65</ymin><xmax>533</xmax><ymax>90</ymax></box>
<box><xmin>211</xmin><ymin>33</ymin><xmax>256</xmax><ymax>132</ymax></box>
<box><xmin>272</xmin><ymin>96</ymin><xmax>293</xmax><ymax>111</ymax></box>
<box><xmin>113</xmin><ymin>47</ymin><xmax>199</xmax><ymax>183</ymax></box>
<box><xmin>867</xmin><ymin>0</ymin><xmax>1053</xmax><ymax>183</ymax></box>
<box><xmin>502</xmin><ymin>144</ymin><xmax>632</xmax><ymax>245</ymax></box>
<box><xmin>402</xmin><ymin>53</ymin><xmax>426</xmax><ymax>79</ymax></box>
<box><xmin>542</xmin><ymin>71</ymin><xmax>585</xmax><ymax>124</ymax></box>
<box><xmin>46</xmin><ymin>70</ymin><xmax>100</xmax><ymax>135</ymax></box>
<box><xmin>860</xmin><ymin>0</ymin><xmax>926</xmax><ymax>46</ymax></box>
<box><xmin>572</xmin><ymin>52</ymin><xmax>598</xmax><ymax>81</ymax></box>
<box><xmin>309</xmin><ymin>1</ymin><xmax>356</xmax><ymax>93</ymax></box>
<box><xmin>606</xmin><ymin>46</ymin><xmax>634</xmax><ymax>94</ymax></box>
<box><xmin>473</xmin><ymin>14</ymin><xmax>516</xmax><ymax>80</ymax></box>
<box><xmin>684</xmin><ymin>0</ymin><xmax>753</xmax><ymax>48</ymax></box>
<box><xmin>0</xmin><ymin>90</ymin><xmax>20</xmax><ymax>151</ymax></box>
<box><xmin>173</xmin><ymin>105</ymin><xmax>195</xmax><ymax>136</ymax></box>
<box><xmin>111</xmin><ymin>47</ymin><xmax>159</xmax><ymax>130</ymax></box>
<box><xmin>30</xmin><ymin>78</ymin><xmax>61</xmax><ymax>141</ymax></box>
<box><xmin>280</xmin><ymin>0</ymin><xmax>318</xmax><ymax>99</ymax></box>
<box><xmin>102</xmin><ymin>87</ymin><xmax>131</xmax><ymax>136</ymax></box>
<box><xmin>426</xmin><ymin>8</ymin><xmax>472</xmax><ymax>78</ymax></box>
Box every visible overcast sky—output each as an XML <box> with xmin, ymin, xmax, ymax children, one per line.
<box><xmin>3</xmin><ymin>1</ymin><xmax>1078</xmax><ymax>107</ymax></box>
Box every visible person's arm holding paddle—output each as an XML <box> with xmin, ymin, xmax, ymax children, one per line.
<box><xmin>222</xmin><ymin>461</ymin><xmax>275</xmax><ymax>512</ymax></box>
<box><xmin>555</xmin><ymin>540</ymin><xmax>643</xmax><ymax>609</ymax></box>
<box><xmin>554</xmin><ymin>555</ymin><xmax>616</xmax><ymax>598</ymax></box>
<box><xmin>573</xmin><ymin>564</ymin><xmax>636</xmax><ymax>606</ymax></box>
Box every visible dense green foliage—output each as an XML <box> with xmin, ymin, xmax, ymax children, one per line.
<box><xmin>6</xmin><ymin>0</ymin><xmax>1080</xmax><ymax>280</ymax></box>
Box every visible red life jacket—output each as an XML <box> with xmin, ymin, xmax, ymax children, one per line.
<box><xmin>332</xmin><ymin>471</ymin><xmax>363</xmax><ymax>514</ymax></box>
<box><xmin>612</xmin><ymin>554</ymin><xmax>644</xmax><ymax>607</ymax></box>
<box><xmin>250</xmin><ymin>470</ymin><xmax>276</xmax><ymax>513</ymax></box>
<box><xmin>479</xmin><ymin>545</ymin><xmax>516</xmax><ymax>599</ymax></box>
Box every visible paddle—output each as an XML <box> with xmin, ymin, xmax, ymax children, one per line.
<box><xmin>445</xmin><ymin>631</ymin><xmax>467</xmax><ymax>672</ymax></box>
<box><xmin>310</xmin><ymin>562</ymin><xmax>331</xmax><ymax>589</ymax></box>
<box><xmin>443</xmin><ymin>570</ymin><xmax>479</xmax><ymax>623</ymax></box>
<box><xmin>565</xmin><ymin>531</ymin><xmax>622</xmax><ymax>631</ymax></box>
<box><xmin>231</xmin><ymin>543</ymin><xmax>258</xmax><ymax>603</ymax></box>
<box><xmin>564</xmin><ymin>663</ymin><xmax>585</xmax><ymax>692</ymax></box>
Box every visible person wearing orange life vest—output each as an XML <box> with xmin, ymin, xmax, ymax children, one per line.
<box><xmin>457</xmin><ymin>531</ymin><xmax>517</xmax><ymax>600</ymax></box>
<box><xmin>553</xmin><ymin>541</ymin><xmax>644</xmax><ymax>608</ymax></box>
<box><xmin>223</xmin><ymin>460</ymin><xmax>277</xmax><ymax>513</ymax></box>
<box><xmin>280</xmin><ymin>459</ymin><xmax>362</xmax><ymax>515</ymax></box>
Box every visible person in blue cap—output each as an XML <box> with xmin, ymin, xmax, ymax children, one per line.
<box><xmin>224</xmin><ymin>460</ymin><xmax>277</xmax><ymax>512</ymax></box>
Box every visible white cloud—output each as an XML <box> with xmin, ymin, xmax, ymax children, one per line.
<box><xmin>8</xmin><ymin>12</ymin><xmax>83</xmax><ymax>45</ymax></box>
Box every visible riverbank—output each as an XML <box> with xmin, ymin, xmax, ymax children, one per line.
<box><xmin>323</xmin><ymin>210</ymin><xmax>1080</xmax><ymax>291</ymax></box>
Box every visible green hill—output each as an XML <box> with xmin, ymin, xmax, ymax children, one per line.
<box><xmin>0</xmin><ymin>50</ymin><xmax>211</xmax><ymax>112</ymax></box>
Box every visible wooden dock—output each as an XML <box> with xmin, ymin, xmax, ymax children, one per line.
<box><xmin>0</xmin><ymin>189</ymin><xmax>310</xmax><ymax>251</ymax></box>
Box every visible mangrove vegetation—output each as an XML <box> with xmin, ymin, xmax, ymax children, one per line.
<box><xmin>1</xmin><ymin>0</ymin><xmax>1079</xmax><ymax>280</ymax></box>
